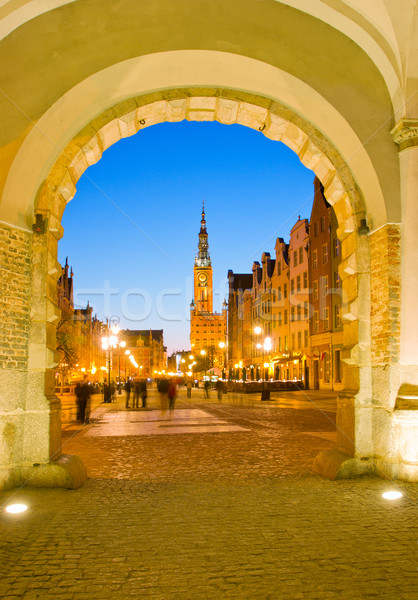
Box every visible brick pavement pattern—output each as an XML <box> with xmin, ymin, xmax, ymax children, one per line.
<box><xmin>1</xmin><ymin>389</ymin><xmax>416</xmax><ymax>599</ymax></box>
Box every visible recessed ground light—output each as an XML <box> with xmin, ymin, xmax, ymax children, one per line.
<box><xmin>382</xmin><ymin>491</ymin><xmax>403</xmax><ymax>500</ymax></box>
<box><xmin>5</xmin><ymin>504</ymin><xmax>28</xmax><ymax>514</ymax></box>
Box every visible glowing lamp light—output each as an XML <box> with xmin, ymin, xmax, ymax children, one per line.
<box><xmin>91</xmin><ymin>365</ymin><xmax>97</xmax><ymax>375</ymax></box>
<box><xmin>81</xmin><ymin>367</ymin><xmax>86</xmax><ymax>372</ymax></box>
<box><xmin>5</xmin><ymin>504</ymin><xmax>27</xmax><ymax>514</ymax></box>
<box><xmin>382</xmin><ymin>491</ymin><xmax>403</xmax><ymax>500</ymax></box>
<box><xmin>120</xmin><ymin>341</ymin><xmax>126</xmax><ymax>348</ymax></box>
<box><xmin>100</xmin><ymin>366</ymin><xmax>106</xmax><ymax>371</ymax></box>
<box><xmin>219</xmin><ymin>342</ymin><xmax>225</xmax><ymax>348</ymax></box>
<box><xmin>264</xmin><ymin>362</ymin><xmax>269</xmax><ymax>368</ymax></box>
<box><xmin>254</xmin><ymin>326</ymin><xmax>262</xmax><ymax>335</ymax></box>
<box><xmin>125</xmin><ymin>350</ymin><xmax>130</xmax><ymax>355</ymax></box>
<box><xmin>256</xmin><ymin>343</ymin><xmax>262</xmax><ymax>349</ymax></box>
<box><xmin>189</xmin><ymin>355</ymin><xmax>194</xmax><ymax>360</ymax></box>
<box><xmin>234</xmin><ymin>364</ymin><xmax>239</xmax><ymax>369</ymax></box>
<box><xmin>200</xmin><ymin>350</ymin><xmax>206</xmax><ymax>356</ymax></box>
<box><xmin>264</xmin><ymin>337</ymin><xmax>272</xmax><ymax>352</ymax></box>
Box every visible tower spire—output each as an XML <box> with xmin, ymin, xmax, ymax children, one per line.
<box><xmin>196</xmin><ymin>201</ymin><xmax>211</xmax><ymax>267</ymax></box>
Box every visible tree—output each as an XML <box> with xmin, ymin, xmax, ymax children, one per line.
<box><xmin>56</xmin><ymin>307</ymin><xmax>79</xmax><ymax>391</ymax></box>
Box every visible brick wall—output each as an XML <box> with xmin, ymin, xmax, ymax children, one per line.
<box><xmin>0</xmin><ymin>223</ymin><xmax>31</xmax><ymax>371</ymax></box>
<box><xmin>370</xmin><ymin>225</ymin><xmax>401</xmax><ymax>368</ymax></box>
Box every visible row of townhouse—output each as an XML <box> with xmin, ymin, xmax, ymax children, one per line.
<box><xmin>227</xmin><ymin>177</ymin><xmax>344</xmax><ymax>391</ymax></box>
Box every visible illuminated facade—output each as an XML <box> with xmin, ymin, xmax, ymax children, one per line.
<box><xmin>190</xmin><ymin>204</ymin><xmax>227</xmax><ymax>372</ymax></box>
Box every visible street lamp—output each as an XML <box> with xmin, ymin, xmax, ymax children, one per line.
<box><xmin>254</xmin><ymin>327</ymin><xmax>271</xmax><ymax>401</ymax></box>
<box><xmin>101</xmin><ymin>322</ymin><xmax>120</xmax><ymax>402</ymax></box>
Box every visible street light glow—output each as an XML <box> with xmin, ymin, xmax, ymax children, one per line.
<box><xmin>382</xmin><ymin>491</ymin><xmax>403</xmax><ymax>500</ymax></box>
<box><xmin>5</xmin><ymin>504</ymin><xmax>27</xmax><ymax>514</ymax></box>
<box><xmin>254</xmin><ymin>326</ymin><xmax>262</xmax><ymax>335</ymax></box>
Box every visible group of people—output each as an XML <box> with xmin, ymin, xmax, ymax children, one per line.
<box><xmin>156</xmin><ymin>378</ymin><xmax>178</xmax><ymax>416</ymax></box>
<box><xmin>125</xmin><ymin>378</ymin><xmax>148</xmax><ymax>409</ymax></box>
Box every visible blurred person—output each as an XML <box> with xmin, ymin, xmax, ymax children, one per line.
<box><xmin>215</xmin><ymin>379</ymin><xmax>224</xmax><ymax>402</ymax></box>
<box><xmin>204</xmin><ymin>379</ymin><xmax>210</xmax><ymax>399</ymax></box>
<box><xmin>168</xmin><ymin>380</ymin><xmax>177</xmax><ymax>416</ymax></box>
<box><xmin>140</xmin><ymin>378</ymin><xmax>147</xmax><ymax>408</ymax></box>
<box><xmin>186</xmin><ymin>378</ymin><xmax>192</xmax><ymax>398</ymax></box>
<box><xmin>159</xmin><ymin>378</ymin><xmax>169</xmax><ymax>415</ymax></box>
<box><xmin>125</xmin><ymin>379</ymin><xmax>131</xmax><ymax>408</ymax></box>
<box><xmin>133</xmin><ymin>379</ymin><xmax>140</xmax><ymax>409</ymax></box>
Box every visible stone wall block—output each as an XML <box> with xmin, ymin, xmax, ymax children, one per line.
<box><xmin>68</xmin><ymin>149</ymin><xmax>89</xmax><ymax>183</ymax></box>
<box><xmin>216</xmin><ymin>98</ymin><xmax>239</xmax><ymax>125</ymax></box>
<box><xmin>0</xmin><ymin>414</ymin><xmax>24</xmax><ymax>469</ymax></box>
<box><xmin>52</xmin><ymin>194</ymin><xmax>67</xmax><ymax>226</ymax></box>
<box><xmin>97</xmin><ymin>120</ymin><xmax>122</xmax><ymax>153</ymax></box>
<box><xmin>136</xmin><ymin>101</ymin><xmax>167</xmax><ymax>128</ymax></box>
<box><xmin>313</xmin><ymin>154</ymin><xmax>335</xmax><ymax>185</ymax></box>
<box><xmin>58</xmin><ymin>170</ymin><xmax>76</xmax><ymax>203</ymax></box>
<box><xmin>297</xmin><ymin>138</ymin><xmax>323</xmax><ymax>171</ymax></box>
<box><xmin>117</xmin><ymin>110</ymin><xmax>138</xmax><ymax>138</ymax></box>
<box><xmin>236</xmin><ymin>102</ymin><xmax>268</xmax><ymax>131</ymax></box>
<box><xmin>281</xmin><ymin>122</ymin><xmax>308</xmax><ymax>153</ymax></box>
<box><xmin>166</xmin><ymin>99</ymin><xmax>188</xmax><ymax>122</ymax></box>
<box><xmin>82</xmin><ymin>135</ymin><xmax>103</xmax><ymax>167</ymax></box>
<box><xmin>188</xmin><ymin>109</ymin><xmax>215</xmax><ymax>122</ymax></box>
<box><xmin>324</xmin><ymin>173</ymin><xmax>345</xmax><ymax>205</ymax></box>
<box><xmin>188</xmin><ymin>97</ymin><xmax>217</xmax><ymax>111</ymax></box>
<box><xmin>263</xmin><ymin>113</ymin><xmax>289</xmax><ymax>142</ymax></box>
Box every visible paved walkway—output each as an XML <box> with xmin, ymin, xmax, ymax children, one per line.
<box><xmin>1</xmin><ymin>389</ymin><xmax>416</xmax><ymax>599</ymax></box>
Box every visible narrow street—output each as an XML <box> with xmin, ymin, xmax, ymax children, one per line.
<box><xmin>1</xmin><ymin>389</ymin><xmax>416</xmax><ymax>599</ymax></box>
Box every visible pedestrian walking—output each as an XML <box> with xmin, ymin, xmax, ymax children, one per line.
<box><xmin>204</xmin><ymin>379</ymin><xmax>210</xmax><ymax>399</ymax></box>
<box><xmin>75</xmin><ymin>381</ymin><xmax>82</xmax><ymax>421</ymax></box>
<box><xmin>215</xmin><ymin>378</ymin><xmax>224</xmax><ymax>402</ymax></box>
<box><xmin>159</xmin><ymin>378</ymin><xmax>169</xmax><ymax>415</ymax></box>
<box><xmin>140</xmin><ymin>379</ymin><xmax>147</xmax><ymax>408</ymax></box>
<box><xmin>168</xmin><ymin>380</ymin><xmax>177</xmax><ymax>416</ymax></box>
<box><xmin>133</xmin><ymin>379</ymin><xmax>140</xmax><ymax>408</ymax></box>
<box><xmin>186</xmin><ymin>378</ymin><xmax>192</xmax><ymax>398</ymax></box>
<box><xmin>125</xmin><ymin>379</ymin><xmax>131</xmax><ymax>408</ymax></box>
<box><xmin>79</xmin><ymin>380</ymin><xmax>91</xmax><ymax>423</ymax></box>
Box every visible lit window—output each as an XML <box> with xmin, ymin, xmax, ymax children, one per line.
<box><xmin>322</xmin><ymin>244</ymin><xmax>328</xmax><ymax>264</ymax></box>
<box><xmin>334</xmin><ymin>238</ymin><xmax>340</xmax><ymax>257</ymax></box>
<box><xmin>313</xmin><ymin>311</ymin><xmax>319</xmax><ymax>333</ymax></box>
<box><xmin>323</xmin><ymin>307</ymin><xmax>329</xmax><ymax>330</ymax></box>
<box><xmin>303</xmin><ymin>271</ymin><xmax>308</xmax><ymax>289</ymax></box>
<box><xmin>335</xmin><ymin>304</ymin><xmax>341</xmax><ymax>328</ymax></box>
<box><xmin>296</xmin><ymin>275</ymin><xmax>301</xmax><ymax>292</ymax></box>
<box><xmin>291</xmin><ymin>279</ymin><xmax>295</xmax><ymax>294</ymax></box>
<box><xmin>312</xmin><ymin>250</ymin><xmax>318</xmax><ymax>270</ymax></box>
<box><xmin>297</xmin><ymin>331</ymin><xmax>302</xmax><ymax>349</ymax></box>
<box><xmin>322</xmin><ymin>276</ymin><xmax>328</xmax><ymax>296</ymax></box>
<box><xmin>313</xmin><ymin>280</ymin><xmax>318</xmax><ymax>300</ymax></box>
<box><xmin>284</xmin><ymin>310</ymin><xmax>288</xmax><ymax>325</ymax></box>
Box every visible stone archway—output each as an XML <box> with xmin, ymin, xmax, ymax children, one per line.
<box><xmin>19</xmin><ymin>89</ymin><xmax>373</xmax><ymax>487</ymax></box>
<box><xmin>1</xmin><ymin>0</ymin><xmax>417</xmax><ymax>490</ymax></box>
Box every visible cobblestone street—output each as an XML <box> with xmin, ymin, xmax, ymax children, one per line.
<box><xmin>1</xmin><ymin>389</ymin><xmax>417</xmax><ymax>599</ymax></box>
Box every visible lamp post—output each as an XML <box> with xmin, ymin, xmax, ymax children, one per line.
<box><xmin>101</xmin><ymin>322</ymin><xmax>120</xmax><ymax>402</ymax></box>
<box><xmin>254</xmin><ymin>326</ymin><xmax>271</xmax><ymax>401</ymax></box>
<box><xmin>118</xmin><ymin>340</ymin><xmax>126</xmax><ymax>392</ymax></box>
<box><xmin>200</xmin><ymin>349</ymin><xmax>207</xmax><ymax>378</ymax></box>
<box><xmin>219</xmin><ymin>341</ymin><xmax>227</xmax><ymax>379</ymax></box>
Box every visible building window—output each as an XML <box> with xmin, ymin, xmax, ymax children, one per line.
<box><xmin>278</xmin><ymin>312</ymin><xmax>282</xmax><ymax>326</ymax></box>
<box><xmin>284</xmin><ymin>335</ymin><xmax>288</xmax><ymax>351</ymax></box>
<box><xmin>278</xmin><ymin>286</ymin><xmax>282</xmax><ymax>300</ymax></box>
<box><xmin>321</xmin><ymin>216</ymin><xmax>326</xmax><ymax>232</ymax></box>
<box><xmin>291</xmin><ymin>306</ymin><xmax>295</xmax><ymax>321</ymax></box>
<box><xmin>294</xmin><ymin>251</ymin><xmax>298</xmax><ymax>267</ymax></box>
<box><xmin>278</xmin><ymin>337</ymin><xmax>282</xmax><ymax>351</ymax></box>
<box><xmin>335</xmin><ymin>303</ymin><xmax>342</xmax><ymax>328</ymax></box>
<box><xmin>284</xmin><ymin>310</ymin><xmax>288</xmax><ymax>325</ymax></box>
<box><xmin>297</xmin><ymin>331</ymin><xmax>302</xmax><ymax>349</ymax></box>
<box><xmin>313</xmin><ymin>311</ymin><xmax>319</xmax><ymax>333</ymax></box>
<box><xmin>297</xmin><ymin>304</ymin><xmax>301</xmax><ymax>321</ymax></box>
<box><xmin>291</xmin><ymin>279</ymin><xmax>295</xmax><ymax>294</ymax></box>
<box><xmin>314</xmin><ymin>222</ymin><xmax>319</xmax><ymax>237</ymax></box>
<box><xmin>292</xmin><ymin>333</ymin><xmax>295</xmax><ymax>349</ymax></box>
<box><xmin>323</xmin><ymin>307</ymin><xmax>329</xmax><ymax>330</ymax></box>
<box><xmin>277</xmin><ymin>260</ymin><xmax>281</xmax><ymax>275</ymax></box>
<box><xmin>313</xmin><ymin>250</ymin><xmax>318</xmax><ymax>269</ymax></box>
<box><xmin>304</xmin><ymin>329</ymin><xmax>308</xmax><ymax>347</ymax></box>
<box><xmin>303</xmin><ymin>271</ymin><xmax>308</xmax><ymax>289</ymax></box>
<box><xmin>322</xmin><ymin>244</ymin><xmax>328</xmax><ymax>264</ymax></box>
<box><xmin>322</xmin><ymin>275</ymin><xmax>328</xmax><ymax>297</ymax></box>
<box><xmin>304</xmin><ymin>301</ymin><xmax>308</xmax><ymax>319</ymax></box>
<box><xmin>335</xmin><ymin>350</ymin><xmax>342</xmax><ymax>383</ymax></box>
<box><xmin>334</xmin><ymin>272</ymin><xmax>341</xmax><ymax>289</ymax></box>
<box><xmin>333</xmin><ymin>238</ymin><xmax>340</xmax><ymax>257</ymax></box>
<box><xmin>299</xmin><ymin>246</ymin><xmax>303</xmax><ymax>264</ymax></box>
<box><xmin>284</xmin><ymin>283</ymin><xmax>288</xmax><ymax>298</ymax></box>
<box><xmin>296</xmin><ymin>275</ymin><xmax>301</xmax><ymax>292</ymax></box>
<box><xmin>323</xmin><ymin>352</ymin><xmax>330</xmax><ymax>383</ymax></box>
<box><xmin>313</xmin><ymin>280</ymin><xmax>318</xmax><ymax>300</ymax></box>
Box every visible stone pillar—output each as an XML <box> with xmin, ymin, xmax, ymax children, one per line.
<box><xmin>313</xmin><ymin>200</ymin><xmax>374</xmax><ymax>479</ymax></box>
<box><xmin>0</xmin><ymin>216</ymin><xmax>86</xmax><ymax>491</ymax></box>
<box><xmin>0</xmin><ymin>222</ymin><xmax>32</xmax><ymax>489</ymax></box>
<box><xmin>389</xmin><ymin>119</ymin><xmax>418</xmax><ymax>481</ymax></box>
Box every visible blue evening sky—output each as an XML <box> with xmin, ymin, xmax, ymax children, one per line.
<box><xmin>59</xmin><ymin>121</ymin><xmax>314</xmax><ymax>354</ymax></box>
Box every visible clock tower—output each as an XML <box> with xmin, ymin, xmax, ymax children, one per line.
<box><xmin>190</xmin><ymin>203</ymin><xmax>227</xmax><ymax>363</ymax></box>
<box><xmin>193</xmin><ymin>202</ymin><xmax>213</xmax><ymax>313</ymax></box>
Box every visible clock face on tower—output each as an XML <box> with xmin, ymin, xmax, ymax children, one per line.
<box><xmin>198</xmin><ymin>272</ymin><xmax>207</xmax><ymax>284</ymax></box>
